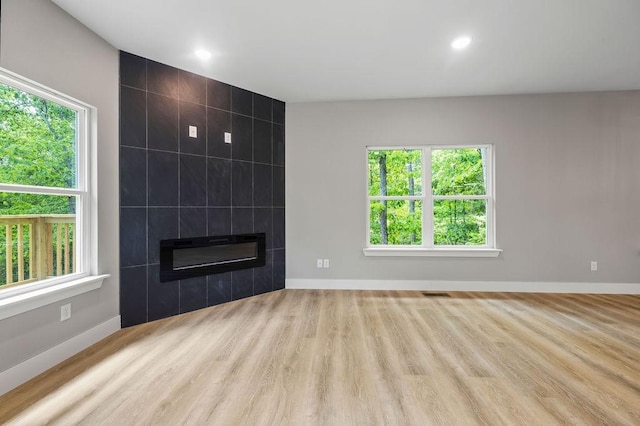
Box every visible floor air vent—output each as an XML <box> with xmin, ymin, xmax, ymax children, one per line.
<box><xmin>421</xmin><ymin>292</ymin><xmax>451</xmax><ymax>298</ymax></box>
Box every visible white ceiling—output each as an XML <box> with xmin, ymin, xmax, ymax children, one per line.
<box><xmin>52</xmin><ymin>0</ymin><xmax>640</xmax><ymax>103</ymax></box>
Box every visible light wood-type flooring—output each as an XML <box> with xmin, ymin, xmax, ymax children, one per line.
<box><xmin>1</xmin><ymin>290</ymin><xmax>639</xmax><ymax>425</ymax></box>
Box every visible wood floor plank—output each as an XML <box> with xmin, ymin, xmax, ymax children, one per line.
<box><xmin>1</xmin><ymin>290</ymin><xmax>638</xmax><ymax>425</ymax></box>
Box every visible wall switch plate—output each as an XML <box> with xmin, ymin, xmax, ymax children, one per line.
<box><xmin>60</xmin><ymin>303</ymin><xmax>71</xmax><ymax>321</ymax></box>
<box><xmin>224</xmin><ymin>132</ymin><xmax>232</xmax><ymax>143</ymax></box>
<box><xmin>189</xmin><ymin>125</ymin><xmax>198</xmax><ymax>138</ymax></box>
<box><xmin>317</xmin><ymin>259</ymin><xmax>323</xmax><ymax>268</ymax></box>
<box><xmin>591</xmin><ymin>261</ymin><xmax>598</xmax><ymax>271</ymax></box>
<box><xmin>323</xmin><ymin>259</ymin><xmax>330</xmax><ymax>268</ymax></box>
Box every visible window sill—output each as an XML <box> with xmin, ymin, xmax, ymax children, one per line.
<box><xmin>0</xmin><ymin>274</ymin><xmax>110</xmax><ymax>321</ymax></box>
<box><xmin>362</xmin><ymin>247</ymin><xmax>502</xmax><ymax>258</ymax></box>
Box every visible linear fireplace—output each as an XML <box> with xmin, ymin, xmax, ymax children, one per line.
<box><xmin>160</xmin><ymin>233</ymin><xmax>266</xmax><ymax>282</ymax></box>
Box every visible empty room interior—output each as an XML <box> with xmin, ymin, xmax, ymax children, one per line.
<box><xmin>0</xmin><ymin>0</ymin><xmax>639</xmax><ymax>424</ymax></box>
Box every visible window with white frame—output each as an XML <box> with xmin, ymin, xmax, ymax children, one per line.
<box><xmin>366</xmin><ymin>145</ymin><xmax>497</xmax><ymax>254</ymax></box>
<box><xmin>0</xmin><ymin>68</ymin><xmax>91</xmax><ymax>291</ymax></box>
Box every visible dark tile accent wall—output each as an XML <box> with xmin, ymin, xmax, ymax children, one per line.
<box><xmin>119</xmin><ymin>51</ymin><xmax>285</xmax><ymax>328</ymax></box>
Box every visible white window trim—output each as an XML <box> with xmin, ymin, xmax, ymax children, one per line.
<box><xmin>364</xmin><ymin>144</ymin><xmax>501</xmax><ymax>258</ymax></box>
<box><xmin>0</xmin><ymin>67</ymin><xmax>108</xmax><ymax>320</ymax></box>
<box><xmin>362</xmin><ymin>247</ymin><xmax>502</xmax><ymax>257</ymax></box>
<box><xmin>0</xmin><ymin>274</ymin><xmax>109</xmax><ymax>321</ymax></box>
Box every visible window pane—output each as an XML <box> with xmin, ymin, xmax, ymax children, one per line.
<box><xmin>432</xmin><ymin>148</ymin><xmax>486</xmax><ymax>196</ymax></box>
<box><xmin>368</xmin><ymin>149</ymin><xmax>422</xmax><ymax>196</ymax></box>
<box><xmin>0</xmin><ymin>83</ymin><xmax>77</xmax><ymax>188</ymax></box>
<box><xmin>433</xmin><ymin>199</ymin><xmax>486</xmax><ymax>246</ymax></box>
<box><xmin>370</xmin><ymin>200</ymin><xmax>422</xmax><ymax>245</ymax></box>
<box><xmin>0</xmin><ymin>192</ymin><xmax>77</xmax><ymax>287</ymax></box>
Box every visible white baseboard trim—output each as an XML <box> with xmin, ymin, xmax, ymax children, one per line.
<box><xmin>0</xmin><ymin>315</ymin><xmax>121</xmax><ymax>396</ymax></box>
<box><xmin>286</xmin><ymin>279</ymin><xmax>640</xmax><ymax>294</ymax></box>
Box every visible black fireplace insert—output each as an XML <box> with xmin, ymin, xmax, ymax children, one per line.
<box><xmin>160</xmin><ymin>233</ymin><xmax>266</xmax><ymax>282</ymax></box>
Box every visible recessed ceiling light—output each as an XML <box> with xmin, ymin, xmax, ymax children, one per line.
<box><xmin>451</xmin><ymin>36</ymin><xmax>472</xmax><ymax>50</ymax></box>
<box><xmin>194</xmin><ymin>49</ymin><xmax>212</xmax><ymax>60</ymax></box>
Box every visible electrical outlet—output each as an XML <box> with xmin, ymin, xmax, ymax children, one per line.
<box><xmin>317</xmin><ymin>259</ymin><xmax>323</xmax><ymax>268</ymax></box>
<box><xmin>60</xmin><ymin>303</ymin><xmax>71</xmax><ymax>321</ymax></box>
<box><xmin>323</xmin><ymin>259</ymin><xmax>330</xmax><ymax>268</ymax></box>
<box><xmin>189</xmin><ymin>125</ymin><xmax>198</xmax><ymax>138</ymax></box>
<box><xmin>224</xmin><ymin>132</ymin><xmax>232</xmax><ymax>143</ymax></box>
<box><xmin>591</xmin><ymin>261</ymin><xmax>598</xmax><ymax>271</ymax></box>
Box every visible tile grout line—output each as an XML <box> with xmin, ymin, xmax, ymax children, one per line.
<box><xmin>144</xmin><ymin>58</ymin><xmax>150</xmax><ymax>323</ymax></box>
<box><xmin>204</xmin><ymin>78</ymin><xmax>209</xmax><ymax>306</ymax></box>
<box><xmin>229</xmin><ymin>87</ymin><xmax>234</xmax><ymax>300</ymax></box>
<box><xmin>177</xmin><ymin>69</ymin><xmax>182</xmax><ymax>314</ymax></box>
<box><xmin>251</xmin><ymin>94</ymin><xmax>255</xmax><ymax>297</ymax></box>
<box><xmin>270</xmin><ymin>99</ymin><xmax>275</xmax><ymax>292</ymax></box>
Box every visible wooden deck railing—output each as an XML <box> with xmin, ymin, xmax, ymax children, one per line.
<box><xmin>0</xmin><ymin>214</ymin><xmax>75</xmax><ymax>287</ymax></box>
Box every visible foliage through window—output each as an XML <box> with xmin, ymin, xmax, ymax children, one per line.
<box><xmin>0</xmin><ymin>69</ymin><xmax>89</xmax><ymax>289</ymax></box>
<box><xmin>367</xmin><ymin>146</ymin><xmax>494</xmax><ymax>248</ymax></box>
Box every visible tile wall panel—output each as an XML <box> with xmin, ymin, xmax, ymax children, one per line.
<box><xmin>119</xmin><ymin>51</ymin><xmax>285</xmax><ymax>327</ymax></box>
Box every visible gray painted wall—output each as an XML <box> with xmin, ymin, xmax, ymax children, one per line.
<box><xmin>0</xmin><ymin>0</ymin><xmax>119</xmax><ymax>371</ymax></box>
<box><xmin>287</xmin><ymin>92</ymin><xmax>640</xmax><ymax>285</ymax></box>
